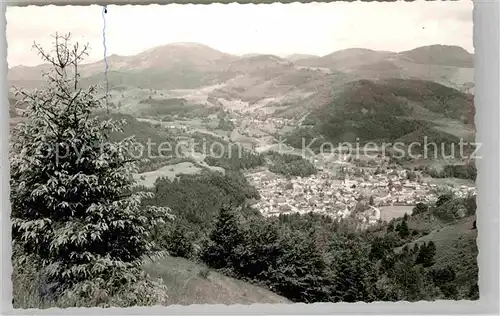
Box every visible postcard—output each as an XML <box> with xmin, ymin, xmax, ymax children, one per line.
<box><xmin>5</xmin><ymin>1</ymin><xmax>480</xmax><ymax>310</ymax></box>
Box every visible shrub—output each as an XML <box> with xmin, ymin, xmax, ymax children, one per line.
<box><xmin>415</xmin><ymin>241</ymin><xmax>436</xmax><ymax>267</ymax></box>
<box><xmin>412</xmin><ymin>203</ymin><xmax>429</xmax><ymax>216</ymax></box>
<box><xmin>164</xmin><ymin>223</ymin><xmax>195</xmax><ymax>259</ymax></box>
<box><xmin>200</xmin><ymin>206</ymin><xmax>244</xmax><ymax>270</ymax></box>
<box><xmin>198</xmin><ymin>268</ymin><xmax>211</xmax><ymax>279</ymax></box>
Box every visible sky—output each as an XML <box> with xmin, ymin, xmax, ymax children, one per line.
<box><xmin>6</xmin><ymin>1</ymin><xmax>473</xmax><ymax>67</ymax></box>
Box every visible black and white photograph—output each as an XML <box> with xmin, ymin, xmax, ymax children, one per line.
<box><xmin>5</xmin><ymin>1</ymin><xmax>480</xmax><ymax>309</ymax></box>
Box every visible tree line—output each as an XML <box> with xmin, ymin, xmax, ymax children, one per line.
<box><xmin>266</xmin><ymin>151</ymin><xmax>318</xmax><ymax>177</ymax></box>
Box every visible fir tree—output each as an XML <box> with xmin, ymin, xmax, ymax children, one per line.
<box><xmin>396</xmin><ymin>219</ymin><xmax>410</xmax><ymax>239</ymax></box>
<box><xmin>426</xmin><ymin>241</ymin><xmax>437</xmax><ymax>266</ymax></box>
<box><xmin>235</xmin><ymin>216</ymin><xmax>281</xmax><ymax>280</ymax></box>
<box><xmin>369</xmin><ymin>236</ymin><xmax>387</xmax><ymax>261</ymax></box>
<box><xmin>329</xmin><ymin>236</ymin><xmax>377</xmax><ymax>303</ymax></box>
<box><xmin>412</xmin><ymin>202</ymin><xmax>429</xmax><ymax>215</ymax></box>
<box><xmin>415</xmin><ymin>241</ymin><xmax>436</xmax><ymax>267</ymax></box>
<box><xmin>430</xmin><ymin>265</ymin><xmax>456</xmax><ymax>284</ymax></box>
<box><xmin>268</xmin><ymin>228</ymin><xmax>331</xmax><ymax>303</ymax></box>
<box><xmin>165</xmin><ymin>222</ymin><xmax>194</xmax><ymax>259</ymax></box>
<box><xmin>388</xmin><ymin>256</ymin><xmax>440</xmax><ymax>301</ymax></box>
<box><xmin>200</xmin><ymin>205</ymin><xmax>244</xmax><ymax>270</ymax></box>
<box><xmin>436</xmin><ymin>193</ymin><xmax>453</xmax><ymax>207</ymax></box>
<box><xmin>10</xmin><ymin>34</ymin><xmax>172</xmax><ymax>305</ymax></box>
<box><xmin>387</xmin><ymin>220</ymin><xmax>395</xmax><ymax>232</ymax></box>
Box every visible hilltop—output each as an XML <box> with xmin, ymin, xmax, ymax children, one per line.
<box><xmin>294</xmin><ymin>48</ymin><xmax>396</xmax><ymax>70</ymax></box>
<box><xmin>295</xmin><ymin>45</ymin><xmax>473</xmax><ymax>69</ymax></box>
<box><xmin>293</xmin><ymin>45</ymin><xmax>473</xmax><ymax>93</ymax></box>
<box><xmin>399</xmin><ymin>45</ymin><xmax>473</xmax><ymax>68</ymax></box>
<box><xmin>8</xmin><ymin>42</ymin><xmax>237</xmax><ymax>90</ymax></box>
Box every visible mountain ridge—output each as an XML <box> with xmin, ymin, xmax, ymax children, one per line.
<box><xmin>8</xmin><ymin>43</ymin><xmax>474</xmax><ymax>71</ymax></box>
<box><xmin>8</xmin><ymin>42</ymin><xmax>475</xmax><ymax>126</ymax></box>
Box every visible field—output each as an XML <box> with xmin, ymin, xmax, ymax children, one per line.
<box><xmin>423</xmin><ymin>177</ymin><xmax>476</xmax><ymax>188</ymax></box>
<box><xmin>379</xmin><ymin>205</ymin><xmax>414</xmax><ymax>221</ymax></box>
<box><xmin>134</xmin><ymin>162</ymin><xmax>203</xmax><ymax>187</ymax></box>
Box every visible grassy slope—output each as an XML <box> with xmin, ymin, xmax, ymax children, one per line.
<box><xmin>396</xmin><ymin>215</ymin><xmax>478</xmax><ymax>295</ymax></box>
<box><xmin>13</xmin><ymin>254</ymin><xmax>289</xmax><ymax>308</ymax></box>
<box><xmin>81</xmin><ymin>65</ymin><xmax>221</xmax><ymax>91</ymax></box>
<box><xmin>104</xmin><ymin>112</ymin><xmax>176</xmax><ymax>146</ymax></box>
<box><xmin>143</xmin><ymin>256</ymin><xmax>290</xmax><ymax>305</ymax></box>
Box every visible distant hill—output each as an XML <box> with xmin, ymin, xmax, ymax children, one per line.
<box><xmin>8</xmin><ymin>43</ymin><xmax>475</xmax><ymax>123</ymax></box>
<box><xmin>294</xmin><ymin>48</ymin><xmax>397</xmax><ymax>70</ymax></box>
<box><xmin>295</xmin><ymin>45</ymin><xmax>473</xmax><ymax>70</ymax></box>
<box><xmin>240</xmin><ymin>53</ymin><xmax>262</xmax><ymax>58</ymax></box>
<box><xmin>286</xmin><ymin>78</ymin><xmax>474</xmax><ymax>148</ymax></box>
<box><xmin>101</xmin><ymin>112</ymin><xmax>178</xmax><ymax>149</ymax></box>
<box><xmin>8</xmin><ymin>42</ymin><xmax>238</xmax><ymax>90</ymax></box>
<box><xmin>399</xmin><ymin>45</ymin><xmax>473</xmax><ymax>68</ymax></box>
<box><xmin>8</xmin><ymin>43</ymin><xmax>473</xmax><ymax>91</ymax></box>
<box><xmin>293</xmin><ymin>45</ymin><xmax>474</xmax><ymax>93</ymax></box>
<box><xmin>82</xmin><ymin>42</ymin><xmax>236</xmax><ymax>75</ymax></box>
<box><xmin>228</xmin><ymin>54</ymin><xmax>293</xmax><ymax>73</ymax></box>
<box><xmin>286</xmin><ymin>53</ymin><xmax>319</xmax><ymax>62</ymax></box>
<box><xmin>7</xmin><ymin>64</ymin><xmax>54</xmax><ymax>90</ymax></box>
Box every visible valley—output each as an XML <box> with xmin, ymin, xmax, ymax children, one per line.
<box><xmin>9</xmin><ymin>40</ymin><xmax>479</xmax><ymax>305</ymax></box>
<box><xmin>9</xmin><ymin>42</ymin><xmax>477</xmax><ymax>224</ymax></box>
